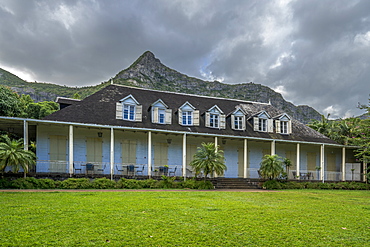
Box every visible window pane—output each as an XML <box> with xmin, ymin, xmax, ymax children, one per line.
<box><xmin>182</xmin><ymin>111</ymin><xmax>192</xmax><ymax>125</ymax></box>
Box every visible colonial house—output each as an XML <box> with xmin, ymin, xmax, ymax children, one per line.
<box><xmin>0</xmin><ymin>84</ymin><xmax>364</xmax><ymax>181</ymax></box>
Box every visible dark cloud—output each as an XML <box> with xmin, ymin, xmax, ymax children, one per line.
<box><xmin>0</xmin><ymin>0</ymin><xmax>369</xmax><ymax>118</ymax></box>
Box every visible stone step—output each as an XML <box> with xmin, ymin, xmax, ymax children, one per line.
<box><xmin>211</xmin><ymin>178</ymin><xmax>261</xmax><ymax>189</ymax></box>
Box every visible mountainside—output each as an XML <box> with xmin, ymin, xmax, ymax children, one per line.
<box><xmin>113</xmin><ymin>51</ymin><xmax>321</xmax><ymax>123</ymax></box>
<box><xmin>0</xmin><ymin>51</ymin><xmax>322</xmax><ymax>123</ymax></box>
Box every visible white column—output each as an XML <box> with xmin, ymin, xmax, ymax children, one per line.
<box><xmin>68</xmin><ymin>125</ymin><xmax>74</xmax><ymax>176</ymax></box>
<box><xmin>110</xmin><ymin>128</ymin><xmax>114</xmax><ymax>180</ymax></box>
<box><xmin>320</xmin><ymin>144</ymin><xmax>325</xmax><ymax>182</ymax></box>
<box><xmin>271</xmin><ymin>140</ymin><xmax>276</xmax><ymax>155</ymax></box>
<box><xmin>243</xmin><ymin>139</ymin><xmax>248</xmax><ymax>178</ymax></box>
<box><xmin>296</xmin><ymin>143</ymin><xmax>300</xmax><ymax>180</ymax></box>
<box><xmin>148</xmin><ymin>131</ymin><xmax>152</xmax><ymax>177</ymax></box>
<box><xmin>23</xmin><ymin>120</ymin><xmax>28</xmax><ymax>151</ymax></box>
<box><xmin>342</xmin><ymin>147</ymin><xmax>346</xmax><ymax>181</ymax></box>
<box><xmin>23</xmin><ymin>120</ymin><xmax>29</xmax><ymax>177</ymax></box>
<box><xmin>214</xmin><ymin>136</ymin><xmax>218</xmax><ymax>178</ymax></box>
<box><xmin>182</xmin><ymin>133</ymin><xmax>187</xmax><ymax>179</ymax></box>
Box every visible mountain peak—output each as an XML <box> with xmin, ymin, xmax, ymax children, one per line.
<box><xmin>129</xmin><ymin>51</ymin><xmax>162</xmax><ymax>69</ymax></box>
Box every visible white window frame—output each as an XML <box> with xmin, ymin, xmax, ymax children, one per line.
<box><xmin>234</xmin><ymin>116</ymin><xmax>243</xmax><ymax>130</ymax></box>
<box><xmin>210</xmin><ymin>113</ymin><xmax>219</xmax><ymax>128</ymax></box>
<box><xmin>182</xmin><ymin>111</ymin><xmax>193</xmax><ymax>125</ymax></box>
<box><xmin>281</xmin><ymin>121</ymin><xmax>288</xmax><ymax>134</ymax></box>
<box><xmin>259</xmin><ymin>118</ymin><xmax>267</xmax><ymax>132</ymax></box>
<box><xmin>123</xmin><ymin>104</ymin><xmax>136</xmax><ymax>121</ymax></box>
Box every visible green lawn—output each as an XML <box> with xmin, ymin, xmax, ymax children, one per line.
<box><xmin>1</xmin><ymin>190</ymin><xmax>369</xmax><ymax>246</ymax></box>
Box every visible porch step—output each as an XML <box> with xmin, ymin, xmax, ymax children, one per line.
<box><xmin>212</xmin><ymin>178</ymin><xmax>261</xmax><ymax>189</ymax></box>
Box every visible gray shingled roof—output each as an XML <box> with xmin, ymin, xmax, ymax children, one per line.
<box><xmin>44</xmin><ymin>84</ymin><xmax>337</xmax><ymax>144</ymax></box>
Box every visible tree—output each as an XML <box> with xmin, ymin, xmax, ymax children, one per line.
<box><xmin>259</xmin><ymin>154</ymin><xmax>284</xmax><ymax>180</ymax></box>
<box><xmin>72</xmin><ymin>93</ymin><xmax>81</xmax><ymax>99</ymax></box>
<box><xmin>189</xmin><ymin>142</ymin><xmax>226</xmax><ymax>181</ymax></box>
<box><xmin>0</xmin><ymin>135</ymin><xmax>36</xmax><ymax>178</ymax></box>
<box><xmin>0</xmin><ymin>85</ymin><xmax>24</xmax><ymax>117</ymax></box>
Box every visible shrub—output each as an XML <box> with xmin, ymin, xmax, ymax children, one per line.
<box><xmin>116</xmin><ymin>178</ymin><xmax>143</xmax><ymax>189</ymax></box>
<box><xmin>179</xmin><ymin>178</ymin><xmax>198</xmax><ymax>189</ymax></box>
<box><xmin>157</xmin><ymin>175</ymin><xmax>177</xmax><ymax>189</ymax></box>
<box><xmin>140</xmin><ymin>179</ymin><xmax>158</xmax><ymax>188</ymax></box>
<box><xmin>196</xmin><ymin>180</ymin><xmax>214</xmax><ymax>189</ymax></box>
<box><xmin>59</xmin><ymin>178</ymin><xmax>92</xmax><ymax>189</ymax></box>
<box><xmin>92</xmin><ymin>178</ymin><xmax>116</xmax><ymax>189</ymax></box>
<box><xmin>0</xmin><ymin>178</ymin><xmax>11</xmax><ymax>189</ymax></box>
<box><xmin>10</xmin><ymin>177</ymin><xmax>39</xmax><ymax>189</ymax></box>
<box><xmin>36</xmin><ymin>178</ymin><xmax>56</xmax><ymax>189</ymax></box>
<box><xmin>262</xmin><ymin>180</ymin><xmax>282</xmax><ymax>190</ymax></box>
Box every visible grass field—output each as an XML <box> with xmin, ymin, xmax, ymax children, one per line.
<box><xmin>1</xmin><ymin>190</ymin><xmax>369</xmax><ymax>246</ymax></box>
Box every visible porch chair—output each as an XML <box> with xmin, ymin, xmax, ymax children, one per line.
<box><xmin>73</xmin><ymin>163</ymin><xmax>82</xmax><ymax>174</ymax></box>
<box><xmin>127</xmin><ymin>165</ymin><xmax>135</xmax><ymax>176</ymax></box>
<box><xmin>136</xmin><ymin>165</ymin><xmax>145</xmax><ymax>176</ymax></box>
<box><xmin>168</xmin><ymin>166</ymin><xmax>177</xmax><ymax>176</ymax></box>
<box><xmin>116</xmin><ymin>165</ymin><xmax>124</xmax><ymax>174</ymax></box>
<box><xmin>97</xmin><ymin>165</ymin><xmax>106</xmax><ymax>174</ymax></box>
<box><xmin>86</xmin><ymin>163</ymin><xmax>94</xmax><ymax>175</ymax></box>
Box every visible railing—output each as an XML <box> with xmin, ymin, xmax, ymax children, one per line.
<box><xmin>33</xmin><ymin>160</ymin><xmax>361</xmax><ymax>181</ymax></box>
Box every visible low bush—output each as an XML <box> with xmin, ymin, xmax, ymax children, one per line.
<box><xmin>9</xmin><ymin>177</ymin><xmax>57</xmax><ymax>189</ymax></box>
<box><xmin>0</xmin><ymin>178</ymin><xmax>12</xmax><ymax>189</ymax></box>
<box><xmin>59</xmin><ymin>178</ymin><xmax>92</xmax><ymax>189</ymax></box>
<box><xmin>157</xmin><ymin>176</ymin><xmax>177</xmax><ymax>189</ymax></box>
<box><xmin>196</xmin><ymin>180</ymin><xmax>214</xmax><ymax>189</ymax></box>
<box><xmin>116</xmin><ymin>178</ymin><xmax>143</xmax><ymax>189</ymax></box>
<box><xmin>92</xmin><ymin>178</ymin><xmax>116</xmax><ymax>189</ymax></box>
<box><xmin>262</xmin><ymin>180</ymin><xmax>370</xmax><ymax>190</ymax></box>
<box><xmin>263</xmin><ymin>180</ymin><xmax>282</xmax><ymax>190</ymax></box>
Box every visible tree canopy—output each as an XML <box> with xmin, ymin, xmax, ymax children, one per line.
<box><xmin>308</xmin><ymin>96</ymin><xmax>370</xmax><ymax>164</ymax></box>
<box><xmin>0</xmin><ymin>85</ymin><xmax>58</xmax><ymax>119</ymax></box>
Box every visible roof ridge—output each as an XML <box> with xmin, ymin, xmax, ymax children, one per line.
<box><xmin>110</xmin><ymin>84</ymin><xmax>271</xmax><ymax>106</ymax></box>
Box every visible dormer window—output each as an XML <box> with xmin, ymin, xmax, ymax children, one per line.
<box><xmin>123</xmin><ymin>104</ymin><xmax>135</xmax><ymax>120</ymax></box>
<box><xmin>253</xmin><ymin>111</ymin><xmax>273</xmax><ymax>132</ymax></box>
<box><xmin>210</xmin><ymin>113</ymin><xmax>219</xmax><ymax>128</ymax></box>
<box><xmin>259</xmin><ymin>118</ymin><xmax>267</xmax><ymax>132</ymax></box>
<box><xmin>178</xmin><ymin>102</ymin><xmax>199</xmax><ymax>126</ymax></box>
<box><xmin>206</xmin><ymin>105</ymin><xmax>225</xmax><ymax>129</ymax></box>
<box><xmin>151</xmin><ymin>99</ymin><xmax>172</xmax><ymax>124</ymax></box>
<box><xmin>274</xmin><ymin>113</ymin><xmax>292</xmax><ymax>134</ymax></box>
<box><xmin>182</xmin><ymin>110</ymin><xmax>193</xmax><ymax>125</ymax></box>
<box><xmin>116</xmin><ymin>94</ymin><xmax>142</xmax><ymax>122</ymax></box>
<box><xmin>231</xmin><ymin>107</ymin><xmax>246</xmax><ymax>130</ymax></box>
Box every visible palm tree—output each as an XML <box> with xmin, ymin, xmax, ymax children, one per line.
<box><xmin>189</xmin><ymin>142</ymin><xmax>226</xmax><ymax>181</ymax></box>
<box><xmin>259</xmin><ymin>154</ymin><xmax>284</xmax><ymax>180</ymax></box>
<box><xmin>0</xmin><ymin>135</ymin><xmax>36</xmax><ymax>178</ymax></box>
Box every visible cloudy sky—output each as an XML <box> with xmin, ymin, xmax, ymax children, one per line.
<box><xmin>0</xmin><ymin>0</ymin><xmax>369</xmax><ymax>119</ymax></box>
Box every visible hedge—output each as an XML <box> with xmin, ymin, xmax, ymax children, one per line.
<box><xmin>0</xmin><ymin>177</ymin><xmax>214</xmax><ymax>190</ymax></box>
<box><xmin>263</xmin><ymin>180</ymin><xmax>370</xmax><ymax>190</ymax></box>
